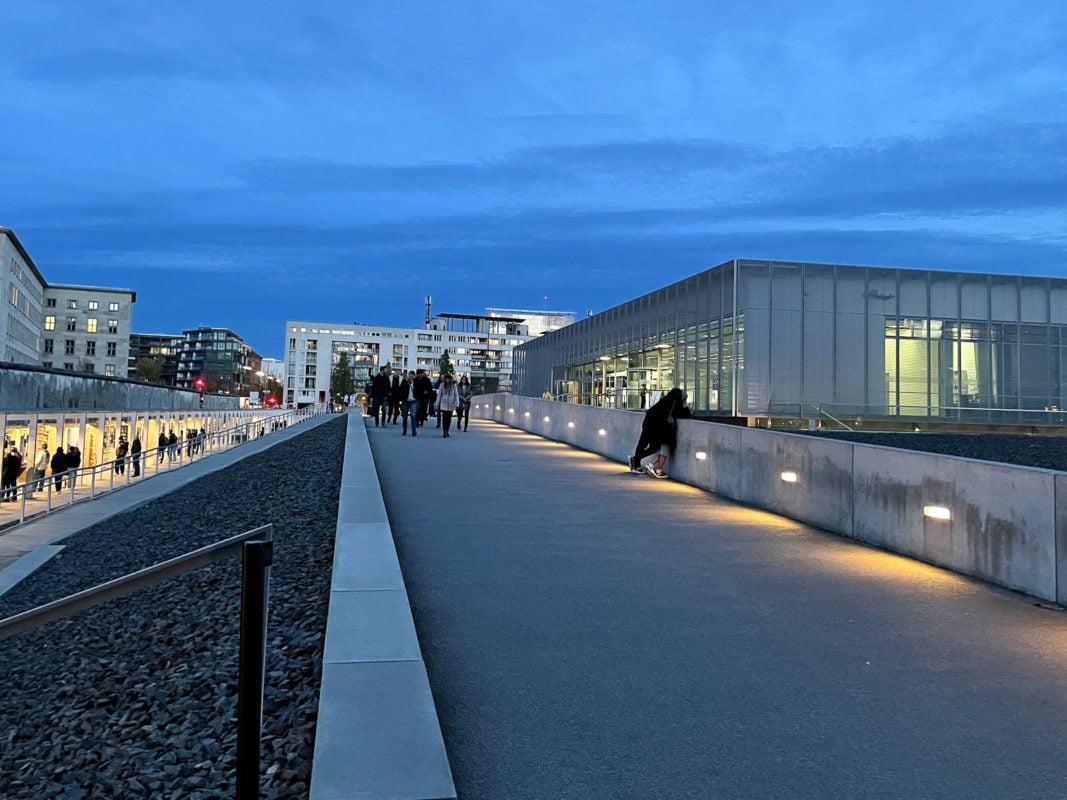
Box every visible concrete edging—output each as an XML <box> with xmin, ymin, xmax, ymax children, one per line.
<box><xmin>473</xmin><ymin>394</ymin><xmax>1064</xmax><ymax>603</ymax></box>
<box><xmin>308</xmin><ymin>413</ymin><xmax>455</xmax><ymax>800</ymax></box>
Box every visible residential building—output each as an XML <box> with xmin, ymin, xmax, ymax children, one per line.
<box><xmin>128</xmin><ymin>332</ymin><xmax>184</xmax><ymax>384</ymax></box>
<box><xmin>513</xmin><ymin>258</ymin><xmax>1067</xmax><ymax>429</ymax></box>
<box><xmin>487</xmin><ymin>308</ymin><xmax>575</xmax><ymax>337</ymax></box>
<box><xmin>176</xmin><ymin>326</ymin><xmax>262</xmax><ymax>396</ymax></box>
<box><xmin>284</xmin><ymin>309</ymin><xmax>572</xmax><ymax>407</ymax></box>
<box><xmin>43</xmin><ymin>284</ymin><xmax>136</xmax><ymax>377</ymax></box>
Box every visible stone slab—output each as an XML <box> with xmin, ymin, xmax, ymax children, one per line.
<box><xmin>336</xmin><ymin>485</ymin><xmax>389</xmax><ymax>524</ymax></box>
<box><xmin>332</xmin><ymin>523</ymin><xmax>406</xmax><ymax>592</ymax></box>
<box><xmin>309</xmin><ymin>660</ymin><xmax>456</xmax><ymax>800</ymax></box>
<box><xmin>322</xmin><ymin>590</ymin><xmax>423</xmax><ymax>665</ymax></box>
<box><xmin>0</xmin><ymin>545</ymin><xmax>65</xmax><ymax>597</ymax></box>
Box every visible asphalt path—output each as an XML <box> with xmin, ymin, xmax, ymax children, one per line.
<box><xmin>368</xmin><ymin>416</ymin><xmax>1067</xmax><ymax>800</ymax></box>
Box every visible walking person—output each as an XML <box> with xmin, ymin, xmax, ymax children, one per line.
<box><xmin>456</xmin><ymin>375</ymin><xmax>473</xmax><ymax>432</ymax></box>
<box><xmin>66</xmin><ymin>444</ymin><xmax>82</xmax><ymax>487</ymax></box>
<box><xmin>28</xmin><ymin>443</ymin><xmax>49</xmax><ymax>498</ymax></box>
<box><xmin>158</xmin><ymin>431</ymin><xmax>168</xmax><ymax>463</ymax></box>
<box><xmin>131</xmin><ymin>435</ymin><xmax>142</xmax><ymax>477</ymax></box>
<box><xmin>629</xmin><ymin>388</ymin><xmax>691</xmax><ymax>478</ymax></box>
<box><xmin>436</xmin><ymin>373</ymin><xmax>459</xmax><ymax>437</ymax></box>
<box><xmin>413</xmin><ymin>369</ymin><xmax>434</xmax><ymax>428</ymax></box>
<box><xmin>115</xmin><ymin>437</ymin><xmax>129</xmax><ymax>475</ymax></box>
<box><xmin>51</xmin><ymin>446</ymin><xmax>68</xmax><ymax>492</ymax></box>
<box><xmin>400</xmin><ymin>371</ymin><xmax>420</xmax><ymax>436</ymax></box>
<box><xmin>389</xmin><ymin>373</ymin><xmax>404</xmax><ymax>424</ymax></box>
<box><xmin>167</xmin><ymin>430</ymin><xmax>178</xmax><ymax>462</ymax></box>
<box><xmin>370</xmin><ymin>366</ymin><xmax>391</xmax><ymax>427</ymax></box>
<box><xmin>1</xmin><ymin>441</ymin><xmax>22</xmax><ymax>502</ymax></box>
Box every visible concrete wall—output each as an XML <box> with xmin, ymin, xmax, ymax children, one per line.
<box><xmin>473</xmin><ymin>394</ymin><xmax>1065</xmax><ymax>602</ymax></box>
<box><xmin>0</xmin><ymin>364</ymin><xmax>237</xmax><ymax>411</ymax></box>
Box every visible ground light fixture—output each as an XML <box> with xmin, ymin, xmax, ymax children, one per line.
<box><xmin>598</xmin><ymin>429</ymin><xmax>607</xmax><ymax>436</ymax></box>
<box><xmin>508</xmin><ymin>408</ymin><xmax>514</xmax><ymax>414</ymax></box>
<box><xmin>695</xmin><ymin>451</ymin><xmax>708</xmax><ymax>461</ymax></box>
<box><xmin>524</xmin><ymin>411</ymin><xmax>531</xmax><ymax>417</ymax></box>
<box><xmin>495</xmin><ymin>405</ymin><xmax>501</xmax><ymax>410</ymax></box>
<box><xmin>780</xmin><ymin>471</ymin><xmax>798</xmax><ymax>483</ymax></box>
<box><xmin>923</xmin><ymin>505</ymin><xmax>952</xmax><ymax>520</ymax></box>
<box><xmin>543</xmin><ymin>416</ymin><xmax>551</xmax><ymax>422</ymax></box>
<box><xmin>567</xmin><ymin>421</ymin><xmax>575</xmax><ymax>428</ymax></box>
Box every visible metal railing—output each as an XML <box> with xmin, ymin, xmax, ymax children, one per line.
<box><xmin>0</xmin><ymin>405</ymin><xmax>324</xmax><ymax>531</ymax></box>
<box><xmin>0</xmin><ymin>523</ymin><xmax>275</xmax><ymax>799</ymax></box>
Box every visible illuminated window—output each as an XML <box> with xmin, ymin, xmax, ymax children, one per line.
<box><xmin>44</xmin><ymin>315</ymin><xmax>55</xmax><ymax>331</ymax></box>
<box><xmin>86</xmin><ymin>318</ymin><xmax>98</xmax><ymax>333</ymax></box>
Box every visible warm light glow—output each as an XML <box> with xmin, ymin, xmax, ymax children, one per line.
<box><xmin>567</xmin><ymin>421</ymin><xmax>575</xmax><ymax>428</ymax></box>
<box><xmin>598</xmin><ymin>429</ymin><xmax>607</xmax><ymax>436</ymax></box>
<box><xmin>780</xmin><ymin>471</ymin><xmax>798</xmax><ymax>483</ymax></box>
<box><xmin>508</xmin><ymin>408</ymin><xmax>514</xmax><ymax>414</ymax></box>
<box><xmin>524</xmin><ymin>411</ymin><xmax>530</xmax><ymax>417</ymax></box>
<box><xmin>495</xmin><ymin>405</ymin><xmax>501</xmax><ymax>410</ymax></box>
<box><xmin>695</xmin><ymin>451</ymin><xmax>707</xmax><ymax>461</ymax></box>
<box><xmin>924</xmin><ymin>505</ymin><xmax>951</xmax><ymax>520</ymax></box>
<box><xmin>543</xmin><ymin>416</ymin><xmax>551</xmax><ymax>422</ymax></box>
<box><xmin>599</xmin><ymin>355</ymin><xmax>611</xmax><ymax>361</ymax></box>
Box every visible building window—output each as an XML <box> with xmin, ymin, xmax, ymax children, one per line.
<box><xmin>83</xmin><ymin>362</ymin><xmax>95</xmax><ymax>373</ymax></box>
<box><xmin>63</xmin><ymin>362</ymin><xmax>74</xmax><ymax>370</ymax></box>
<box><xmin>9</xmin><ymin>285</ymin><xmax>19</xmax><ymax>306</ymax></box>
<box><xmin>106</xmin><ymin>341</ymin><xmax>117</xmax><ymax>356</ymax></box>
<box><xmin>107</xmin><ymin>319</ymin><xmax>118</xmax><ymax>333</ymax></box>
<box><xmin>67</xmin><ymin>299</ymin><xmax>78</xmax><ymax>309</ymax></box>
<box><xmin>304</xmin><ymin>377</ymin><xmax>316</xmax><ymax>389</ymax></box>
<box><xmin>88</xmin><ymin>300</ymin><xmax>99</xmax><ymax>310</ymax></box>
<box><xmin>44</xmin><ymin>315</ymin><xmax>55</xmax><ymax>331</ymax></box>
<box><xmin>64</xmin><ymin>340</ymin><xmax>75</xmax><ymax>354</ymax></box>
<box><xmin>109</xmin><ymin>301</ymin><xmax>119</xmax><ymax>312</ymax></box>
<box><xmin>42</xmin><ymin>361</ymin><xmax>52</xmax><ymax>368</ymax></box>
<box><xmin>104</xmin><ymin>364</ymin><xmax>115</xmax><ymax>377</ymax></box>
<box><xmin>46</xmin><ymin>298</ymin><xmax>56</xmax><ymax>308</ymax></box>
<box><xmin>66</xmin><ymin>316</ymin><xmax>77</xmax><ymax>331</ymax></box>
<box><xmin>307</xmin><ymin>339</ymin><xmax>317</xmax><ymax>350</ymax></box>
<box><xmin>85</xmin><ymin>341</ymin><xmax>96</xmax><ymax>356</ymax></box>
<box><xmin>87</xmin><ymin>318</ymin><xmax>98</xmax><ymax>333</ymax></box>
<box><xmin>305</xmin><ymin>365</ymin><xmax>316</xmax><ymax>376</ymax></box>
<box><xmin>43</xmin><ymin>339</ymin><xmax>53</xmax><ymax>354</ymax></box>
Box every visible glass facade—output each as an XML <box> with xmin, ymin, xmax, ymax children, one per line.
<box><xmin>513</xmin><ymin>259</ymin><xmax>1067</xmax><ymax>425</ymax></box>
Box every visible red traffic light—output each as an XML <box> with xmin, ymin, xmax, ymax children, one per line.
<box><xmin>266</xmin><ymin>396</ymin><xmax>278</xmax><ymax>406</ymax></box>
<box><xmin>193</xmin><ymin>377</ymin><xmax>205</xmax><ymax>389</ymax></box>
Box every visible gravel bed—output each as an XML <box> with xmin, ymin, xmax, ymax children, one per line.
<box><xmin>0</xmin><ymin>416</ymin><xmax>346</xmax><ymax>800</ymax></box>
<box><xmin>790</xmin><ymin>430</ymin><xmax>1067</xmax><ymax>471</ymax></box>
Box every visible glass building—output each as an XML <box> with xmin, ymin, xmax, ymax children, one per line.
<box><xmin>512</xmin><ymin>259</ymin><xmax>1067</xmax><ymax>427</ymax></box>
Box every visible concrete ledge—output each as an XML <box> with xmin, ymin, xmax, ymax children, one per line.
<box><xmin>473</xmin><ymin>393</ymin><xmax>1067</xmax><ymax>603</ymax></box>
<box><xmin>310</xmin><ymin>414</ymin><xmax>455</xmax><ymax>800</ymax></box>
<box><xmin>0</xmin><ymin>545</ymin><xmax>64</xmax><ymax>597</ymax></box>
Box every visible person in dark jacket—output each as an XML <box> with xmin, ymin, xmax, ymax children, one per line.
<box><xmin>370</xmin><ymin>366</ymin><xmax>391</xmax><ymax>427</ymax></box>
<box><xmin>131</xmin><ymin>436</ymin><xmax>142</xmax><ymax>477</ymax></box>
<box><xmin>51</xmin><ymin>446</ymin><xmax>68</xmax><ymax>491</ymax></box>
<box><xmin>629</xmin><ymin>388</ymin><xmax>691</xmax><ymax>478</ymax></box>
<box><xmin>388</xmin><ymin>374</ymin><xmax>404</xmax><ymax>424</ymax></box>
<box><xmin>413</xmin><ymin>369</ymin><xmax>434</xmax><ymax>428</ymax></box>
<box><xmin>1</xmin><ymin>441</ymin><xmax>23</xmax><ymax>502</ymax></box>
<box><xmin>66</xmin><ymin>445</ymin><xmax>82</xmax><ymax>485</ymax></box>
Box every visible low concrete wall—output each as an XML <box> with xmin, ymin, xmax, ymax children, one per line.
<box><xmin>309</xmin><ymin>413</ymin><xmax>455</xmax><ymax>800</ymax></box>
<box><xmin>473</xmin><ymin>394</ymin><xmax>1065</xmax><ymax>602</ymax></box>
<box><xmin>0</xmin><ymin>363</ymin><xmax>236</xmax><ymax>411</ymax></box>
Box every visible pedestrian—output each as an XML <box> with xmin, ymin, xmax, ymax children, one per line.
<box><xmin>115</xmin><ymin>437</ymin><xmax>128</xmax><ymax>475</ymax></box>
<box><xmin>51</xmin><ymin>446</ymin><xmax>68</xmax><ymax>492</ymax></box>
<box><xmin>1</xmin><ymin>441</ymin><xmax>22</xmax><ymax>502</ymax></box>
<box><xmin>629</xmin><ymin>387</ymin><xmax>691</xmax><ymax>478</ymax></box>
<box><xmin>436</xmin><ymin>373</ymin><xmax>459</xmax><ymax>437</ymax></box>
<box><xmin>413</xmin><ymin>369</ymin><xmax>434</xmax><ymax>428</ymax></box>
<box><xmin>197</xmin><ymin>427</ymin><xmax>207</xmax><ymax>453</ymax></box>
<box><xmin>66</xmin><ymin>444</ymin><xmax>82</xmax><ymax>485</ymax></box>
<box><xmin>456</xmin><ymin>375</ymin><xmax>473</xmax><ymax>432</ymax></box>
<box><xmin>542</xmin><ymin>388</ymin><xmax>552</xmax><ymax>400</ymax></box>
<box><xmin>28</xmin><ymin>442</ymin><xmax>49</xmax><ymax>497</ymax></box>
<box><xmin>167</xmin><ymin>430</ymin><xmax>178</xmax><ymax>462</ymax></box>
<box><xmin>400</xmin><ymin>371</ymin><xmax>420</xmax><ymax>436</ymax></box>
<box><xmin>370</xmin><ymin>366</ymin><xmax>391</xmax><ymax>427</ymax></box>
<box><xmin>389</xmin><ymin>373</ymin><xmax>404</xmax><ymax>424</ymax></box>
<box><xmin>432</xmin><ymin>374</ymin><xmax>442</xmax><ymax>428</ymax></box>
<box><xmin>158</xmin><ymin>431</ymin><xmax>168</xmax><ymax>463</ymax></box>
<box><xmin>131</xmin><ymin>435</ymin><xmax>142</xmax><ymax>477</ymax></box>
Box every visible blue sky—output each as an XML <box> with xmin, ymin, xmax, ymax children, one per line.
<box><xmin>2</xmin><ymin>1</ymin><xmax>1065</xmax><ymax>357</ymax></box>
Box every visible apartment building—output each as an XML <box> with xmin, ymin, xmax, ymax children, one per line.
<box><xmin>42</xmin><ymin>284</ymin><xmax>136</xmax><ymax>378</ymax></box>
<box><xmin>0</xmin><ymin>227</ymin><xmax>47</xmax><ymax>364</ymax></box>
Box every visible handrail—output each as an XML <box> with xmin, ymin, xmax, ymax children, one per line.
<box><xmin>808</xmin><ymin>404</ymin><xmax>855</xmax><ymax>432</ymax></box>
<box><xmin>0</xmin><ymin>523</ymin><xmax>273</xmax><ymax>641</ymax></box>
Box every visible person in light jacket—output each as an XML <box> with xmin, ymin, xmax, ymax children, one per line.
<box><xmin>435</xmin><ymin>373</ymin><xmax>459</xmax><ymax>438</ymax></box>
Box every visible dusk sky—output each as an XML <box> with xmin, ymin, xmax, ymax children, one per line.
<box><xmin>3</xmin><ymin>2</ymin><xmax>1065</xmax><ymax>358</ymax></box>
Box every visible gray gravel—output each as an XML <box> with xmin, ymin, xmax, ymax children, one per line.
<box><xmin>0</xmin><ymin>415</ymin><xmax>345</xmax><ymax>800</ymax></box>
<box><xmin>792</xmin><ymin>430</ymin><xmax>1067</xmax><ymax>471</ymax></box>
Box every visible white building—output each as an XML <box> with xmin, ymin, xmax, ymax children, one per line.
<box><xmin>284</xmin><ymin>309</ymin><xmax>573</xmax><ymax>407</ymax></box>
<box><xmin>2</xmin><ymin>227</ymin><xmax>136</xmax><ymax>377</ymax></box>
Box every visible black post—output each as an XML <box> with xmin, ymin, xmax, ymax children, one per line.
<box><xmin>236</xmin><ymin>539</ymin><xmax>273</xmax><ymax>800</ymax></box>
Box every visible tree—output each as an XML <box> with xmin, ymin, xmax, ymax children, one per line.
<box><xmin>438</xmin><ymin>348</ymin><xmax>455</xmax><ymax>376</ymax></box>
<box><xmin>330</xmin><ymin>351</ymin><xmax>356</xmax><ymax>403</ymax></box>
<box><xmin>135</xmin><ymin>357</ymin><xmax>164</xmax><ymax>383</ymax></box>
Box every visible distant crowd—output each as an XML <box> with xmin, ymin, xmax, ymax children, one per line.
<box><xmin>339</xmin><ymin>366</ymin><xmax>473</xmax><ymax>438</ymax></box>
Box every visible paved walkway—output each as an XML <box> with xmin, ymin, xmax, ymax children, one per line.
<box><xmin>368</xmin><ymin>417</ymin><xmax>1067</xmax><ymax>800</ymax></box>
<box><xmin>0</xmin><ymin>413</ymin><xmax>336</xmax><ymax>583</ymax></box>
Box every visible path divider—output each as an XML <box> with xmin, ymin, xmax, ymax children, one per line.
<box><xmin>309</xmin><ymin>413</ymin><xmax>455</xmax><ymax>800</ymax></box>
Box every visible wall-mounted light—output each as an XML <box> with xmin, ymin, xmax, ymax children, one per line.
<box><xmin>598</xmin><ymin>429</ymin><xmax>607</xmax><ymax>436</ymax></box>
<box><xmin>599</xmin><ymin>355</ymin><xmax>611</xmax><ymax>361</ymax></box>
<box><xmin>524</xmin><ymin>411</ymin><xmax>530</xmax><ymax>418</ymax></box>
<box><xmin>780</xmin><ymin>471</ymin><xmax>798</xmax><ymax>483</ymax></box>
<box><xmin>495</xmin><ymin>405</ymin><xmax>501</xmax><ymax>410</ymax></box>
<box><xmin>543</xmin><ymin>416</ymin><xmax>551</xmax><ymax>422</ymax></box>
<box><xmin>923</xmin><ymin>505</ymin><xmax>951</xmax><ymax>520</ymax></box>
<box><xmin>695</xmin><ymin>451</ymin><xmax>707</xmax><ymax>461</ymax></box>
<box><xmin>508</xmin><ymin>408</ymin><xmax>514</xmax><ymax>414</ymax></box>
<box><xmin>567</xmin><ymin>421</ymin><xmax>575</xmax><ymax>428</ymax></box>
